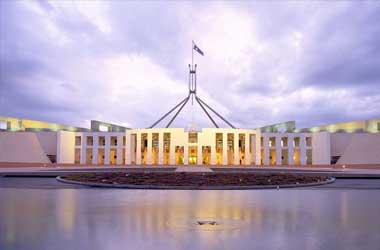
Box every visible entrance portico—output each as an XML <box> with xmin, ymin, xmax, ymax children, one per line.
<box><xmin>125</xmin><ymin>128</ymin><xmax>260</xmax><ymax>166</ymax></box>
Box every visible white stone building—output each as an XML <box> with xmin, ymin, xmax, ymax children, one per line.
<box><xmin>2</xmin><ymin>116</ymin><xmax>379</xmax><ymax>166</ymax></box>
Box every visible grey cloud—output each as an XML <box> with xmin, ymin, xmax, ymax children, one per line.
<box><xmin>300</xmin><ymin>3</ymin><xmax>380</xmax><ymax>89</ymax></box>
<box><xmin>1</xmin><ymin>1</ymin><xmax>380</xmax><ymax>129</ymax></box>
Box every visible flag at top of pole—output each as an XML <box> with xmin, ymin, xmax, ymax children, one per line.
<box><xmin>193</xmin><ymin>41</ymin><xmax>204</xmax><ymax>56</ymax></box>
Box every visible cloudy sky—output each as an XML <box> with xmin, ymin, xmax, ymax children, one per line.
<box><xmin>0</xmin><ymin>1</ymin><xmax>379</xmax><ymax>129</ymax></box>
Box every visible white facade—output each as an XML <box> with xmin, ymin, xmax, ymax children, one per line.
<box><xmin>57</xmin><ymin>128</ymin><xmax>331</xmax><ymax>166</ymax></box>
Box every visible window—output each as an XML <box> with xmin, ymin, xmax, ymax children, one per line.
<box><xmin>188</xmin><ymin>132</ymin><xmax>198</xmax><ymax>143</ymax></box>
<box><xmin>378</xmin><ymin>122</ymin><xmax>380</xmax><ymax>132</ymax></box>
<box><xmin>269</xmin><ymin>137</ymin><xmax>276</xmax><ymax>147</ymax></box>
<box><xmin>74</xmin><ymin>148</ymin><xmax>81</xmax><ymax>164</ymax></box>
<box><xmin>123</xmin><ymin>136</ymin><xmax>126</xmax><ymax>146</ymax></box>
<box><xmin>75</xmin><ymin>136</ymin><xmax>81</xmax><ymax>146</ymax></box>
<box><xmin>99</xmin><ymin>136</ymin><xmax>105</xmax><ymax>146</ymax></box>
<box><xmin>281</xmin><ymin>137</ymin><xmax>288</xmax><ymax>147</ymax></box>
<box><xmin>87</xmin><ymin>136</ymin><xmax>93</xmax><ymax>146</ymax></box>
<box><xmin>111</xmin><ymin>136</ymin><xmax>117</xmax><ymax>146</ymax></box>
<box><xmin>306</xmin><ymin>149</ymin><xmax>312</xmax><ymax>164</ymax></box>
<box><xmin>293</xmin><ymin>137</ymin><xmax>300</xmax><ymax>147</ymax></box>
<box><xmin>306</xmin><ymin>137</ymin><xmax>312</xmax><ymax>147</ymax></box>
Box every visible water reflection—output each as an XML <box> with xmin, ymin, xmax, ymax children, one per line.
<box><xmin>1</xmin><ymin>188</ymin><xmax>380</xmax><ymax>250</ymax></box>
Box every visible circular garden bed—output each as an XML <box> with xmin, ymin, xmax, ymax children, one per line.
<box><xmin>57</xmin><ymin>172</ymin><xmax>335</xmax><ymax>189</ymax></box>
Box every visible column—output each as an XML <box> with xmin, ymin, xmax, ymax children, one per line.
<box><xmin>211</xmin><ymin>144</ymin><xmax>216</xmax><ymax>165</ymax></box>
<box><xmin>222</xmin><ymin>133</ymin><xmax>227</xmax><ymax>165</ymax></box>
<box><xmin>275</xmin><ymin>135</ymin><xmax>282</xmax><ymax>166</ymax></box>
<box><xmin>263</xmin><ymin>136</ymin><xmax>269</xmax><ymax>165</ymax></box>
<box><xmin>234</xmin><ymin>132</ymin><xmax>239</xmax><ymax>165</ymax></box>
<box><xmin>169</xmin><ymin>141</ymin><xmax>175</xmax><ymax>165</ymax></box>
<box><xmin>117</xmin><ymin>134</ymin><xmax>123</xmax><ymax>165</ymax></box>
<box><xmin>158</xmin><ymin>132</ymin><xmax>163</xmax><ymax>165</ymax></box>
<box><xmin>288</xmin><ymin>135</ymin><xmax>294</xmax><ymax>165</ymax></box>
<box><xmin>197</xmin><ymin>145</ymin><xmax>203</xmax><ymax>165</ymax></box>
<box><xmin>300</xmin><ymin>134</ymin><xmax>307</xmax><ymax>165</ymax></box>
<box><xmin>125</xmin><ymin>132</ymin><xmax>131</xmax><ymax>164</ymax></box>
<box><xmin>92</xmin><ymin>135</ymin><xmax>98</xmax><ymax>165</ymax></box>
<box><xmin>136</xmin><ymin>133</ymin><xmax>141</xmax><ymax>165</ymax></box>
<box><xmin>147</xmin><ymin>132</ymin><xmax>152</xmax><ymax>165</ymax></box>
<box><xmin>104</xmin><ymin>135</ymin><xmax>110</xmax><ymax>165</ymax></box>
<box><xmin>251</xmin><ymin>134</ymin><xmax>255</xmax><ymax>165</ymax></box>
<box><xmin>80</xmin><ymin>134</ymin><xmax>86</xmax><ymax>164</ymax></box>
<box><xmin>184</xmin><ymin>144</ymin><xmax>189</xmax><ymax>165</ymax></box>
<box><xmin>245</xmin><ymin>133</ymin><xmax>250</xmax><ymax>165</ymax></box>
<box><xmin>255</xmin><ymin>131</ymin><xmax>261</xmax><ymax>165</ymax></box>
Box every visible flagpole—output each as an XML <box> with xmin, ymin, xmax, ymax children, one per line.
<box><xmin>192</xmin><ymin>40</ymin><xmax>194</xmax><ymax>69</ymax></box>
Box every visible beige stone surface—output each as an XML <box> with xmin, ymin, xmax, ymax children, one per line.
<box><xmin>0</xmin><ymin>132</ymin><xmax>50</xmax><ymax>163</ymax></box>
<box><xmin>334</xmin><ymin>133</ymin><xmax>380</xmax><ymax>164</ymax></box>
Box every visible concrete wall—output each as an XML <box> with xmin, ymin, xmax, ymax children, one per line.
<box><xmin>332</xmin><ymin>133</ymin><xmax>380</xmax><ymax>164</ymax></box>
<box><xmin>57</xmin><ymin>131</ymin><xmax>75</xmax><ymax>164</ymax></box>
<box><xmin>312</xmin><ymin>132</ymin><xmax>331</xmax><ymax>165</ymax></box>
<box><xmin>35</xmin><ymin>132</ymin><xmax>57</xmax><ymax>156</ymax></box>
<box><xmin>0</xmin><ymin>132</ymin><xmax>51</xmax><ymax>163</ymax></box>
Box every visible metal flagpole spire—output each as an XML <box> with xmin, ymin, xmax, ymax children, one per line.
<box><xmin>148</xmin><ymin>41</ymin><xmax>236</xmax><ymax>129</ymax></box>
<box><xmin>192</xmin><ymin>40</ymin><xmax>194</xmax><ymax>69</ymax></box>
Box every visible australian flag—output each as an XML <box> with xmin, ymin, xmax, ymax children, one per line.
<box><xmin>193</xmin><ymin>42</ymin><xmax>204</xmax><ymax>56</ymax></box>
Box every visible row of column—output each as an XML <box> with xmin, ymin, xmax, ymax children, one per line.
<box><xmin>262</xmin><ymin>134</ymin><xmax>308</xmax><ymax>165</ymax></box>
<box><xmin>125</xmin><ymin>132</ymin><xmax>261</xmax><ymax>165</ymax></box>
<box><xmin>78</xmin><ymin>134</ymin><xmax>125</xmax><ymax>165</ymax></box>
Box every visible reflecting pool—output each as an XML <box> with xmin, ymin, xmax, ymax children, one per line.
<box><xmin>1</xmin><ymin>179</ymin><xmax>380</xmax><ymax>250</ymax></box>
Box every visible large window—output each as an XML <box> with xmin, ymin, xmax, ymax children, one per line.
<box><xmin>175</xmin><ymin>146</ymin><xmax>184</xmax><ymax>165</ymax></box>
<box><xmin>86</xmin><ymin>136</ymin><xmax>93</xmax><ymax>146</ymax></box>
<box><xmin>293</xmin><ymin>149</ymin><xmax>300</xmax><ymax>165</ymax></box>
<box><xmin>188</xmin><ymin>146</ymin><xmax>197</xmax><ymax>165</ymax></box>
<box><xmin>281</xmin><ymin>137</ymin><xmax>288</xmax><ymax>147</ymax></box>
<box><xmin>141</xmin><ymin>133</ymin><xmax>147</xmax><ymax>164</ymax></box>
<box><xmin>227</xmin><ymin>133</ymin><xmax>234</xmax><ymax>165</ymax></box>
<box><xmin>215</xmin><ymin>133</ymin><xmax>223</xmax><ymax>165</ymax></box>
<box><xmin>86</xmin><ymin>149</ymin><xmax>92</xmax><ymax>164</ymax></box>
<box><xmin>111</xmin><ymin>136</ymin><xmax>117</xmax><ymax>146</ymax></box>
<box><xmin>202</xmin><ymin>146</ymin><xmax>211</xmax><ymax>165</ymax></box>
<box><xmin>98</xmin><ymin>149</ymin><xmax>105</xmax><ymax>164</ymax></box>
<box><xmin>74</xmin><ymin>148</ymin><xmax>81</xmax><ymax>164</ymax></box>
<box><xmin>163</xmin><ymin>133</ymin><xmax>170</xmax><ymax>165</ymax></box>
<box><xmin>188</xmin><ymin>132</ymin><xmax>198</xmax><ymax>143</ymax></box>
<box><xmin>239</xmin><ymin>134</ymin><xmax>245</xmax><ymax>165</ymax></box>
<box><xmin>98</xmin><ymin>136</ymin><xmax>105</xmax><ymax>146</ymax></box>
<box><xmin>306</xmin><ymin>149</ymin><xmax>312</xmax><ymax>165</ymax></box>
<box><xmin>75</xmin><ymin>136</ymin><xmax>81</xmax><ymax>146</ymax></box>
<box><xmin>152</xmin><ymin>133</ymin><xmax>159</xmax><ymax>164</ymax></box>
<box><xmin>293</xmin><ymin>137</ymin><xmax>300</xmax><ymax>147</ymax></box>
<box><xmin>306</xmin><ymin>137</ymin><xmax>312</xmax><ymax>147</ymax></box>
<box><xmin>282</xmin><ymin>149</ymin><xmax>288</xmax><ymax>165</ymax></box>
<box><xmin>110</xmin><ymin>149</ymin><xmax>117</xmax><ymax>165</ymax></box>
<box><xmin>269</xmin><ymin>137</ymin><xmax>276</xmax><ymax>147</ymax></box>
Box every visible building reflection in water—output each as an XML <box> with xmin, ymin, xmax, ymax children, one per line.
<box><xmin>56</xmin><ymin>189</ymin><xmax>77</xmax><ymax>237</ymax></box>
<box><xmin>1</xmin><ymin>187</ymin><xmax>380</xmax><ymax>250</ymax></box>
